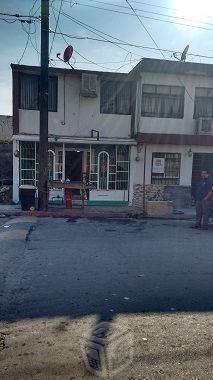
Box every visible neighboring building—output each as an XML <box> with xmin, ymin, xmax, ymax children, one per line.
<box><xmin>0</xmin><ymin>115</ymin><xmax>13</xmax><ymax>185</ymax></box>
<box><xmin>11</xmin><ymin>64</ymin><xmax>136</xmax><ymax>204</ymax></box>
<box><xmin>130</xmin><ymin>59</ymin><xmax>213</xmax><ymax>208</ymax></box>
<box><xmin>11</xmin><ymin>59</ymin><xmax>213</xmax><ymax>207</ymax></box>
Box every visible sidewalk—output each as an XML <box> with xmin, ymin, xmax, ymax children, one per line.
<box><xmin>0</xmin><ymin>203</ymin><xmax>196</xmax><ymax>220</ymax></box>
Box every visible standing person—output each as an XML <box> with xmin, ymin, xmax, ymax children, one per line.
<box><xmin>192</xmin><ymin>170</ymin><xmax>213</xmax><ymax>230</ymax></box>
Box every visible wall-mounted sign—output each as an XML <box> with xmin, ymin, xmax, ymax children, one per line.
<box><xmin>152</xmin><ymin>157</ymin><xmax>165</xmax><ymax>173</ymax></box>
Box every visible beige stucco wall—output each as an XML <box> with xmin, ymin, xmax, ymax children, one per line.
<box><xmin>19</xmin><ymin>75</ymin><xmax>131</xmax><ymax>138</ymax></box>
<box><xmin>137</xmin><ymin>72</ymin><xmax>213</xmax><ymax>135</ymax></box>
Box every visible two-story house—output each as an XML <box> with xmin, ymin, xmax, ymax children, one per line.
<box><xmin>11</xmin><ymin>64</ymin><xmax>136</xmax><ymax>205</ymax></box>
<box><xmin>130</xmin><ymin>59</ymin><xmax>213</xmax><ymax>208</ymax></box>
<box><xmin>11</xmin><ymin>59</ymin><xmax>213</xmax><ymax>208</ymax></box>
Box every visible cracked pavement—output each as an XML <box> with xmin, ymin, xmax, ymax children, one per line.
<box><xmin>0</xmin><ymin>217</ymin><xmax>213</xmax><ymax>379</ymax></box>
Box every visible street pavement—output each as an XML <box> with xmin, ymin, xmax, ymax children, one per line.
<box><xmin>0</xmin><ymin>216</ymin><xmax>213</xmax><ymax>379</ymax></box>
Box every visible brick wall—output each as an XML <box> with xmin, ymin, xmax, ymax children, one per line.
<box><xmin>133</xmin><ymin>184</ymin><xmax>192</xmax><ymax>208</ymax></box>
<box><xmin>0</xmin><ymin>143</ymin><xmax>13</xmax><ymax>183</ymax></box>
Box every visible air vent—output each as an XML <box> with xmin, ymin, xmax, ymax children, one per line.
<box><xmin>81</xmin><ymin>73</ymin><xmax>97</xmax><ymax>97</ymax></box>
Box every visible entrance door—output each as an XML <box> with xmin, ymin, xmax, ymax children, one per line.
<box><xmin>65</xmin><ymin>151</ymin><xmax>83</xmax><ymax>181</ymax></box>
<box><xmin>191</xmin><ymin>153</ymin><xmax>213</xmax><ymax>198</ymax></box>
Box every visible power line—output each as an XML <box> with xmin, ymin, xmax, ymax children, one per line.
<box><xmin>48</xmin><ymin>30</ymin><xmax>213</xmax><ymax>60</ymax></box>
<box><xmin>123</xmin><ymin>0</ymin><xmax>213</xmax><ymax>21</ymax></box>
<box><xmin>49</xmin><ymin>0</ymin><xmax>63</xmax><ymax>55</ymax></box>
<box><xmin>52</xmin><ymin>6</ymin><xmax>148</xmax><ymax>59</ymax></box>
<box><xmin>18</xmin><ymin>23</ymin><xmax>31</xmax><ymax>64</ymax></box>
<box><xmin>51</xmin><ymin>5</ymin><xmax>117</xmax><ymax>70</ymax></box>
<box><xmin>125</xmin><ymin>0</ymin><xmax>194</xmax><ymax>101</ymax></box>
<box><xmin>59</xmin><ymin>0</ymin><xmax>213</xmax><ymax>28</ymax></box>
<box><xmin>0</xmin><ymin>11</ymin><xmax>39</xmax><ymax>19</ymax></box>
<box><xmin>62</xmin><ymin>1</ymin><xmax>213</xmax><ymax>31</ymax></box>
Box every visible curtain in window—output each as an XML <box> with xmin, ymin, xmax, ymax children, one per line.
<box><xmin>48</xmin><ymin>77</ymin><xmax>58</xmax><ymax>112</ymax></box>
<box><xmin>20</xmin><ymin>74</ymin><xmax>39</xmax><ymax>110</ymax></box>
<box><xmin>100</xmin><ymin>82</ymin><xmax>116</xmax><ymax>114</ymax></box>
<box><xmin>20</xmin><ymin>74</ymin><xmax>58</xmax><ymax>112</ymax></box>
<box><xmin>194</xmin><ymin>98</ymin><xmax>213</xmax><ymax>118</ymax></box>
<box><xmin>142</xmin><ymin>95</ymin><xmax>183</xmax><ymax>118</ymax></box>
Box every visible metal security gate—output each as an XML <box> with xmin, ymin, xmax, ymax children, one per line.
<box><xmin>191</xmin><ymin>153</ymin><xmax>213</xmax><ymax>198</ymax></box>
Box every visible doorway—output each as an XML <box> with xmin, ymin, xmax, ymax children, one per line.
<box><xmin>191</xmin><ymin>153</ymin><xmax>213</xmax><ymax>198</ymax></box>
<box><xmin>65</xmin><ymin>151</ymin><xmax>83</xmax><ymax>181</ymax></box>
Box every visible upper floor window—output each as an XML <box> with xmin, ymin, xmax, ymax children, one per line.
<box><xmin>100</xmin><ymin>81</ymin><xmax>131</xmax><ymax>115</ymax></box>
<box><xmin>141</xmin><ymin>84</ymin><xmax>185</xmax><ymax>119</ymax></box>
<box><xmin>194</xmin><ymin>87</ymin><xmax>213</xmax><ymax>118</ymax></box>
<box><xmin>20</xmin><ymin>73</ymin><xmax>58</xmax><ymax>112</ymax></box>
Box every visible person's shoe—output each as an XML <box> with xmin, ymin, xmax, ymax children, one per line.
<box><xmin>191</xmin><ymin>224</ymin><xmax>201</xmax><ymax>229</ymax></box>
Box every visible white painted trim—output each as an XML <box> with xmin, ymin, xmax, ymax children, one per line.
<box><xmin>12</xmin><ymin>134</ymin><xmax>136</xmax><ymax>145</ymax></box>
<box><xmin>97</xmin><ymin>151</ymin><xmax>109</xmax><ymax>190</ymax></box>
<box><xmin>13</xmin><ymin>140</ymin><xmax>20</xmax><ymax>203</ymax></box>
<box><xmin>48</xmin><ymin>150</ymin><xmax>56</xmax><ymax>180</ymax></box>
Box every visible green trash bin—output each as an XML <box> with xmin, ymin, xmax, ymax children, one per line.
<box><xmin>19</xmin><ymin>185</ymin><xmax>37</xmax><ymax>211</ymax></box>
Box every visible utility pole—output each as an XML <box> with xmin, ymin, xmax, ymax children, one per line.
<box><xmin>38</xmin><ymin>0</ymin><xmax>49</xmax><ymax>210</ymax></box>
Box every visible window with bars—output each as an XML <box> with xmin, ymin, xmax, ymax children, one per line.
<box><xmin>151</xmin><ymin>153</ymin><xmax>181</xmax><ymax>185</ymax></box>
<box><xmin>20</xmin><ymin>141</ymin><xmax>38</xmax><ymax>186</ymax></box>
<box><xmin>20</xmin><ymin>73</ymin><xmax>58</xmax><ymax>112</ymax></box>
<box><xmin>20</xmin><ymin>142</ymin><xmax>63</xmax><ymax>185</ymax></box>
<box><xmin>100</xmin><ymin>81</ymin><xmax>131</xmax><ymax>115</ymax></box>
<box><xmin>90</xmin><ymin>145</ymin><xmax>129</xmax><ymax>190</ymax></box>
<box><xmin>141</xmin><ymin>84</ymin><xmax>185</xmax><ymax>118</ymax></box>
<box><xmin>194</xmin><ymin>87</ymin><xmax>213</xmax><ymax>118</ymax></box>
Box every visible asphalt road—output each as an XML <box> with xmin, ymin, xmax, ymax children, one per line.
<box><xmin>0</xmin><ymin>217</ymin><xmax>213</xmax><ymax>379</ymax></box>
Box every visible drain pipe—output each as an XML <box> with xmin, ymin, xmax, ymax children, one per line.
<box><xmin>142</xmin><ymin>143</ymin><xmax>147</xmax><ymax>216</ymax></box>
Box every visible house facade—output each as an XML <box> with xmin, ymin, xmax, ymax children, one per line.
<box><xmin>11</xmin><ymin>64</ymin><xmax>137</xmax><ymax>205</ymax></box>
<box><xmin>130</xmin><ymin>59</ymin><xmax>213</xmax><ymax>208</ymax></box>
<box><xmin>11</xmin><ymin>59</ymin><xmax>213</xmax><ymax>208</ymax></box>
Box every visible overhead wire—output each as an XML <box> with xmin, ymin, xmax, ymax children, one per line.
<box><xmin>125</xmin><ymin>0</ymin><xmax>194</xmax><ymax>101</ymax></box>
<box><xmin>18</xmin><ymin>23</ymin><xmax>31</xmax><ymax>64</ymax></box>
<box><xmin>51</xmin><ymin>5</ymin><xmax>117</xmax><ymax>70</ymax></box>
<box><xmin>49</xmin><ymin>0</ymin><xmax>63</xmax><ymax>55</ymax></box>
<box><xmin>58</xmin><ymin>1</ymin><xmax>213</xmax><ymax>31</ymax></box>
<box><xmin>58</xmin><ymin>0</ymin><xmax>213</xmax><ymax>28</ymax></box>
<box><xmin>48</xmin><ymin>30</ymin><xmax>213</xmax><ymax>60</ymax></box>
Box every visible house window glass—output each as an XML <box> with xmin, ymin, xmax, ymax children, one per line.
<box><xmin>141</xmin><ymin>84</ymin><xmax>184</xmax><ymax>118</ymax></box>
<box><xmin>151</xmin><ymin>152</ymin><xmax>181</xmax><ymax>185</ymax></box>
<box><xmin>20</xmin><ymin>74</ymin><xmax>58</xmax><ymax>112</ymax></box>
<box><xmin>90</xmin><ymin>145</ymin><xmax>129</xmax><ymax>190</ymax></box>
<box><xmin>194</xmin><ymin>87</ymin><xmax>213</xmax><ymax>118</ymax></box>
<box><xmin>100</xmin><ymin>81</ymin><xmax>131</xmax><ymax>115</ymax></box>
<box><xmin>20</xmin><ymin>141</ymin><xmax>37</xmax><ymax>186</ymax></box>
<box><xmin>20</xmin><ymin>74</ymin><xmax>39</xmax><ymax>110</ymax></box>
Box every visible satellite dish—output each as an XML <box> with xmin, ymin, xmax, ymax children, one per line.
<box><xmin>173</xmin><ymin>45</ymin><xmax>189</xmax><ymax>62</ymax></box>
<box><xmin>180</xmin><ymin>45</ymin><xmax>189</xmax><ymax>62</ymax></box>
<box><xmin>63</xmin><ymin>45</ymin><xmax>73</xmax><ymax>62</ymax></box>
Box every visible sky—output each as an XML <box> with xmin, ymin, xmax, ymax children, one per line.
<box><xmin>1</xmin><ymin>0</ymin><xmax>213</xmax><ymax>115</ymax></box>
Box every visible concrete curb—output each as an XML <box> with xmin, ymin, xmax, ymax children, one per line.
<box><xmin>0</xmin><ymin>209</ymin><xmax>195</xmax><ymax>220</ymax></box>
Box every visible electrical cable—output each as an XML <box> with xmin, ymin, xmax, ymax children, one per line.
<box><xmin>60</xmin><ymin>1</ymin><xmax>213</xmax><ymax>31</ymax></box>
<box><xmin>49</xmin><ymin>0</ymin><xmax>63</xmax><ymax>55</ymax></box>
<box><xmin>18</xmin><ymin>23</ymin><xmax>31</xmax><ymax>64</ymax></box>
<box><xmin>58</xmin><ymin>0</ymin><xmax>213</xmax><ymax>28</ymax></box>
<box><xmin>125</xmin><ymin>0</ymin><xmax>194</xmax><ymax>101</ymax></box>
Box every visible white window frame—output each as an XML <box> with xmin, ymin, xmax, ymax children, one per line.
<box><xmin>97</xmin><ymin>151</ymin><xmax>109</xmax><ymax>190</ymax></box>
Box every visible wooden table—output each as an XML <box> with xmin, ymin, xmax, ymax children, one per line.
<box><xmin>48</xmin><ymin>181</ymin><xmax>95</xmax><ymax>208</ymax></box>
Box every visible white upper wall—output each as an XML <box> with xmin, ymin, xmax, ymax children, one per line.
<box><xmin>19</xmin><ymin>74</ymin><xmax>131</xmax><ymax>139</ymax></box>
<box><xmin>138</xmin><ymin>72</ymin><xmax>213</xmax><ymax>135</ymax></box>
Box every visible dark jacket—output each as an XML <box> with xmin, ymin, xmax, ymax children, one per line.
<box><xmin>196</xmin><ymin>176</ymin><xmax>213</xmax><ymax>201</ymax></box>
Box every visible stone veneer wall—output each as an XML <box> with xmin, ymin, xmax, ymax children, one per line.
<box><xmin>133</xmin><ymin>184</ymin><xmax>192</xmax><ymax>209</ymax></box>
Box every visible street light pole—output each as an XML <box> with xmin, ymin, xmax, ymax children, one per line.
<box><xmin>38</xmin><ymin>0</ymin><xmax>49</xmax><ymax>210</ymax></box>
